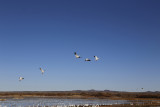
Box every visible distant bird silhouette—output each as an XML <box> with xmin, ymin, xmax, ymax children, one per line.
<box><xmin>94</xmin><ymin>56</ymin><xmax>99</xmax><ymax>61</ymax></box>
<box><xmin>40</xmin><ymin>67</ymin><xmax>45</xmax><ymax>75</ymax></box>
<box><xmin>19</xmin><ymin>77</ymin><xmax>24</xmax><ymax>81</ymax></box>
<box><xmin>85</xmin><ymin>58</ymin><xmax>91</xmax><ymax>61</ymax></box>
<box><xmin>74</xmin><ymin>52</ymin><xmax>81</xmax><ymax>58</ymax></box>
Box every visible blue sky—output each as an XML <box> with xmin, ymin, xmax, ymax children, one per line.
<box><xmin>0</xmin><ymin>0</ymin><xmax>160</xmax><ymax>91</ymax></box>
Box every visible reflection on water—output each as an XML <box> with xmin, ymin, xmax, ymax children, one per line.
<box><xmin>0</xmin><ymin>97</ymin><xmax>129</xmax><ymax>106</ymax></box>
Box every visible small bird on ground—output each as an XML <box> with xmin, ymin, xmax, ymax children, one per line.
<box><xmin>74</xmin><ymin>52</ymin><xmax>81</xmax><ymax>58</ymax></box>
<box><xmin>94</xmin><ymin>56</ymin><xmax>99</xmax><ymax>61</ymax></box>
<box><xmin>19</xmin><ymin>77</ymin><xmax>24</xmax><ymax>81</ymax></box>
<box><xmin>40</xmin><ymin>67</ymin><xmax>45</xmax><ymax>75</ymax></box>
<box><xmin>85</xmin><ymin>58</ymin><xmax>91</xmax><ymax>61</ymax></box>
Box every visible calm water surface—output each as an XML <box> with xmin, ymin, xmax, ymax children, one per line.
<box><xmin>0</xmin><ymin>97</ymin><xmax>129</xmax><ymax>106</ymax></box>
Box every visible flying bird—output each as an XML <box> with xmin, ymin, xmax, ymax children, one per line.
<box><xmin>94</xmin><ymin>56</ymin><xmax>99</xmax><ymax>61</ymax></box>
<box><xmin>85</xmin><ymin>58</ymin><xmax>91</xmax><ymax>61</ymax></box>
<box><xmin>19</xmin><ymin>77</ymin><xmax>24</xmax><ymax>81</ymax></box>
<box><xmin>74</xmin><ymin>52</ymin><xmax>81</xmax><ymax>58</ymax></box>
<box><xmin>40</xmin><ymin>67</ymin><xmax>45</xmax><ymax>75</ymax></box>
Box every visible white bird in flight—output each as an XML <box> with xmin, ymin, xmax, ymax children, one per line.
<box><xmin>74</xmin><ymin>52</ymin><xmax>81</xmax><ymax>58</ymax></box>
<box><xmin>19</xmin><ymin>77</ymin><xmax>24</xmax><ymax>81</ymax></box>
<box><xmin>85</xmin><ymin>58</ymin><xmax>91</xmax><ymax>61</ymax></box>
<box><xmin>40</xmin><ymin>67</ymin><xmax>45</xmax><ymax>75</ymax></box>
<box><xmin>94</xmin><ymin>56</ymin><xmax>99</xmax><ymax>61</ymax></box>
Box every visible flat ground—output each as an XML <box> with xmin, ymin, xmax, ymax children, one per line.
<box><xmin>1</xmin><ymin>91</ymin><xmax>160</xmax><ymax>106</ymax></box>
<box><xmin>0</xmin><ymin>91</ymin><xmax>160</xmax><ymax>99</ymax></box>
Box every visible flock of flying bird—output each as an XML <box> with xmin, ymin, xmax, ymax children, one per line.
<box><xmin>74</xmin><ymin>52</ymin><xmax>99</xmax><ymax>61</ymax></box>
<box><xmin>19</xmin><ymin>52</ymin><xmax>99</xmax><ymax>81</ymax></box>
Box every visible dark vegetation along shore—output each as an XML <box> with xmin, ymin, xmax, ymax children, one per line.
<box><xmin>0</xmin><ymin>91</ymin><xmax>160</xmax><ymax>107</ymax></box>
<box><xmin>0</xmin><ymin>91</ymin><xmax>160</xmax><ymax>100</ymax></box>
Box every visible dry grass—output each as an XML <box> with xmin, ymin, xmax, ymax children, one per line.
<box><xmin>0</xmin><ymin>91</ymin><xmax>160</xmax><ymax>100</ymax></box>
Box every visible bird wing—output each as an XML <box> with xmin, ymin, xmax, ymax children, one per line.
<box><xmin>95</xmin><ymin>56</ymin><xmax>99</xmax><ymax>60</ymax></box>
<box><xmin>41</xmin><ymin>68</ymin><xmax>44</xmax><ymax>72</ymax></box>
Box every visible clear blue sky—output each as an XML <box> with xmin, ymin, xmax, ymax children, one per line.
<box><xmin>0</xmin><ymin>0</ymin><xmax>160</xmax><ymax>92</ymax></box>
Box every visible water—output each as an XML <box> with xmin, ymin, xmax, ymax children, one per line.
<box><xmin>0</xmin><ymin>97</ymin><xmax>129</xmax><ymax>107</ymax></box>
